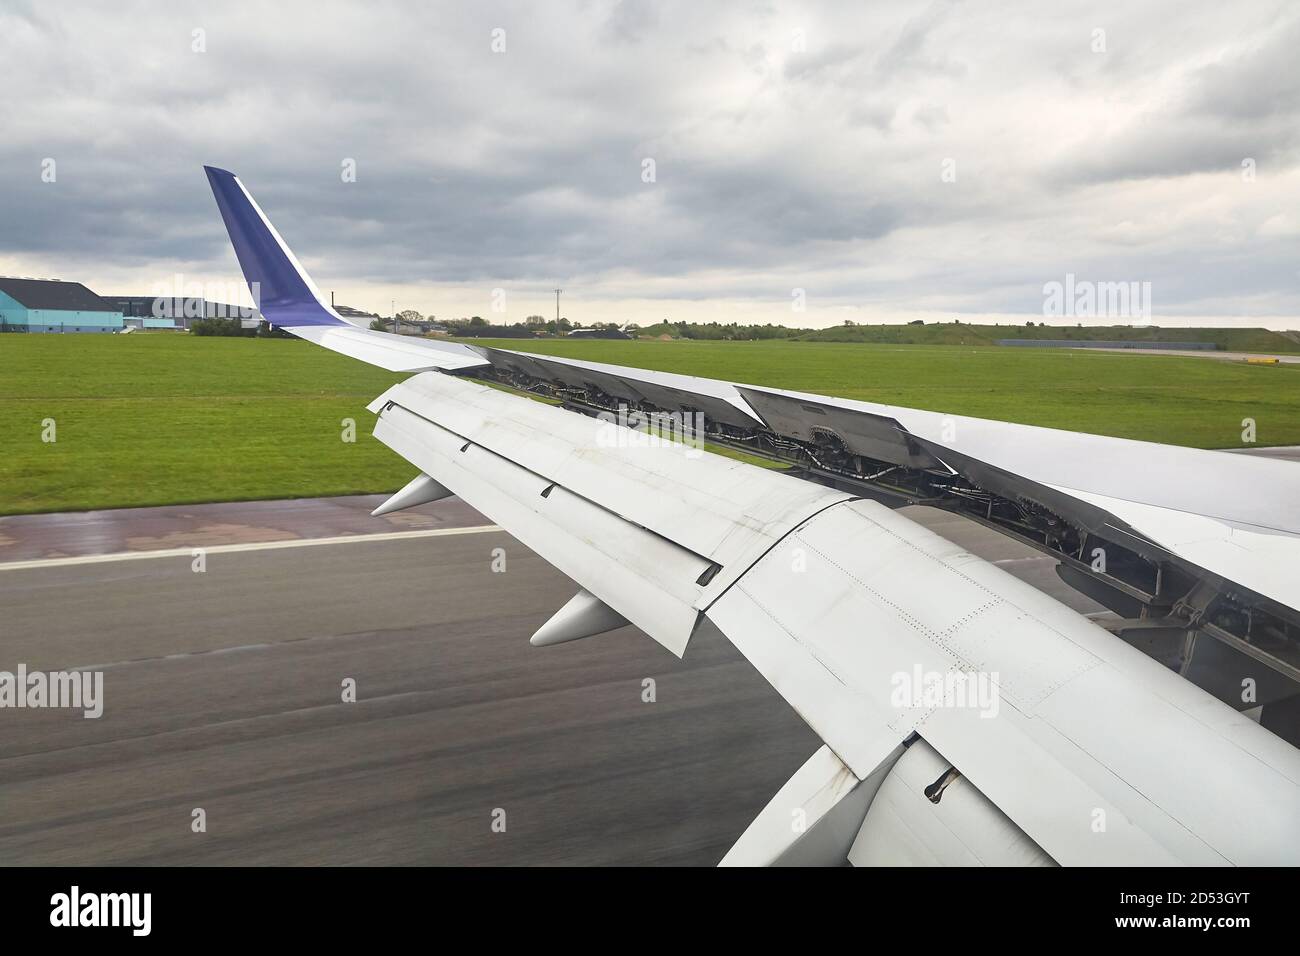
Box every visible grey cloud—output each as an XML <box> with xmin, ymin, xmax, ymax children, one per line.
<box><xmin>1187</xmin><ymin>14</ymin><xmax>1300</xmax><ymax>121</ymax></box>
<box><xmin>1052</xmin><ymin>11</ymin><xmax>1300</xmax><ymax>185</ymax></box>
<box><xmin>600</xmin><ymin>0</ymin><xmax>661</xmax><ymax>44</ymax></box>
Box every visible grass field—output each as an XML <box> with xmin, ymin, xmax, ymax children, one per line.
<box><xmin>476</xmin><ymin>337</ymin><xmax>1300</xmax><ymax>445</ymax></box>
<box><xmin>634</xmin><ymin>321</ymin><xmax>1300</xmax><ymax>352</ymax></box>
<box><xmin>0</xmin><ymin>335</ymin><xmax>406</xmax><ymax>516</ymax></box>
<box><xmin>787</xmin><ymin>323</ymin><xmax>1300</xmax><ymax>351</ymax></box>
<box><xmin>1</xmin><ymin>334</ymin><xmax>1297</xmax><ymax>516</ymax></box>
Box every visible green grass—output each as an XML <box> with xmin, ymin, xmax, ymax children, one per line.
<box><xmin>1</xmin><ymin>334</ymin><xmax>1296</xmax><ymax>516</ymax></box>
<box><xmin>0</xmin><ymin>335</ymin><xmax>407</xmax><ymax>515</ymax></box>
<box><xmin>787</xmin><ymin>323</ymin><xmax>1300</xmax><ymax>352</ymax></box>
<box><xmin>634</xmin><ymin>321</ymin><xmax>1300</xmax><ymax>352</ymax></box>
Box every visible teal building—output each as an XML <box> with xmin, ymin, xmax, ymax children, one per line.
<box><xmin>0</xmin><ymin>277</ymin><xmax>125</xmax><ymax>333</ymax></box>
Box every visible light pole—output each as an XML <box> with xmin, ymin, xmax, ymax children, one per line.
<box><xmin>554</xmin><ymin>288</ymin><xmax>562</xmax><ymax>327</ymax></box>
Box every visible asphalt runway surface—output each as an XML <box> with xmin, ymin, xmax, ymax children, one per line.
<box><xmin>0</xmin><ymin>493</ymin><xmax>1139</xmax><ymax>866</ymax></box>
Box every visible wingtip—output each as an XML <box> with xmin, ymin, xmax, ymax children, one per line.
<box><xmin>203</xmin><ymin>164</ymin><xmax>236</xmax><ymax>180</ymax></box>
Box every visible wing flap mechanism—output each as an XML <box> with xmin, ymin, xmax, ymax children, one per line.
<box><xmin>366</xmin><ymin>371</ymin><xmax>847</xmax><ymax>657</ymax></box>
<box><xmin>847</xmin><ymin>737</ymin><xmax>1058</xmax><ymax>867</ymax></box>
<box><xmin>719</xmin><ymin>744</ymin><xmax>903</xmax><ymax>867</ymax></box>
<box><xmin>371</xmin><ymin>472</ymin><xmax>454</xmax><ymax>517</ymax></box>
<box><xmin>530</xmin><ymin>590</ymin><xmax>629</xmax><ymax>647</ymax></box>
<box><xmin>720</xmin><ymin>739</ymin><xmax>1059</xmax><ymax>867</ymax></box>
<box><xmin>374</xmin><ymin>401</ymin><xmax>707</xmax><ymax>656</ymax></box>
<box><xmin>706</xmin><ymin>496</ymin><xmax>1300</xmax><ymax>865</ymax></box>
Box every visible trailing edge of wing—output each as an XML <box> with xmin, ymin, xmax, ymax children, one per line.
<box><xmin>365</xmin><ymin>370</ymin><xmax>848</xmax><ymax>655</ymax></box>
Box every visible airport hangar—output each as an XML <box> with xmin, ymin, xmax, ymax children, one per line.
<box><xmin>0</xmin><ymin>276</ymin><xmax>260</xmax><ymax>332</ymax></box>
<box><xmin>0</xmin><ymin>276</ymin><xmax>125</xmax><ymax>333</ymax></box>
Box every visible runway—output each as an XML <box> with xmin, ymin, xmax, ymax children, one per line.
<box><xmin>0</xmin><ymin>494</ymin><xmax>1105</xmax><ymax>866</ymax></box>
<box><xmin>1084</xmin><ymin>347</ymin><xmax>1300</xmax><ymax>364</ymax></box>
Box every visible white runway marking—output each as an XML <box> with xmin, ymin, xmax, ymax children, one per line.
<box><xmin>0</xmin><ymin>524</ymin><xmax>503</xmax><ymax>572</ymax></box>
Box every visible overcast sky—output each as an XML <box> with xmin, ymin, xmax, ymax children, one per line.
<box><xmin>1</xmin><ymin>0</ymin><xmax>1297</xmax><ymax>328</ymax></box>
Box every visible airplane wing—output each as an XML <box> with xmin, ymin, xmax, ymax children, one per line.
<box><xmin>205</xmin><ymin>167</ymin><xmax>1300</xmax><ymax>866</ymax></box>
<box><xmin>459</xmin><ymin>348</ymin><xmax>1300</xmax><ymax>704</ymax></box>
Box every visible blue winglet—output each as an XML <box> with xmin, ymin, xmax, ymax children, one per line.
<box><xmin>204</xmin><ymin>166</ymin><xmax>343</xmax><ymax>327</ymax></box>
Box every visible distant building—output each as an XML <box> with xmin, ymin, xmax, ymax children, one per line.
<box><xmin>567</xmin><ymin>327</ymin><xmax>632</xmax><ymax>340</ymax></box>
<box><xmin>0</xmin><ymin>277</ymin><xmax>124</xmax><ymax>333</ymax></box>
<box><xmin>333</xmin><ymin>305</ymin><xmax>450</xmax><ymax>335</ymax></box>
<box><xmin>333</xmin><ymin>304</ymin><xmax>381</xmax><ymax>327</ymax></box>
<box><xmin>101</xmin><ymin>296</ymin><xmax>262</xmax><ymax>331</ymax></box>
<box><xmin>369</xmin><ymin>311</ymin><xmax>443</xmax><ymax>335</ymax></box>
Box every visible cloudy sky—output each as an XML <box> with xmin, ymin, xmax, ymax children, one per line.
<box><xmin>1</xmin><ymin>0</ymin><xmax>1297</xmax><ymax>328</ymax></box>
